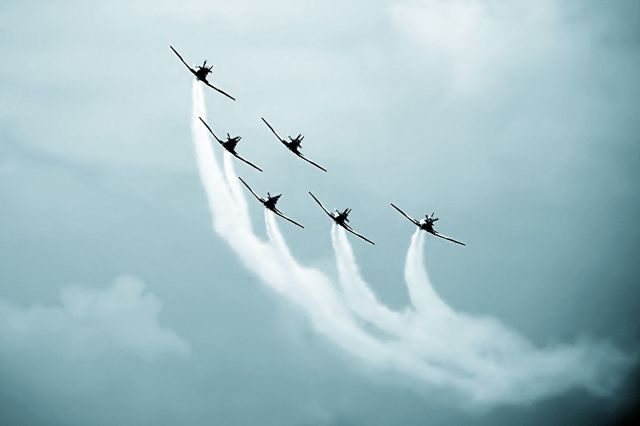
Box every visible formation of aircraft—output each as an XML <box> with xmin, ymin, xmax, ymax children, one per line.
<box><xmin>238</xmin><ymin>177</ymin><xmax>304</xmax><ymax>228</ymax></box>
<box><xmin>170</xmin><ymin>45</ymin><xmax>236</xmax><ymax>101</ymax></box>
<box><xmin>390</xmin><ymin>204</ymin><xmax>465</xmax><ymax>246</ymax></box>
<box><xmin>198</xmin><ymin>117</ymin><xmax>263</xmax><ymax>172</ymax></box>
<box><xmin>309</xmin><ymin>192</ymin><xmax>375</xmax><ymax>245</ymax></box>
<box><xmin>172</xmin><ymin>45</ymin><xmax>466</xmax><ymax>248</ymax></box>
<box><xmin>261</xmin><ymin>117</ymin><xmax>327</xmax><ymax>172</ymax></box>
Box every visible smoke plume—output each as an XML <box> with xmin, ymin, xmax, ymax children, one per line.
<box><xmin>190</xmin><ymin>80</ymin><xmax>632</xmax><ymax>409</ymax></box>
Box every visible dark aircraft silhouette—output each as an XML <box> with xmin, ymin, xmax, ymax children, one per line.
<box><xmin>309</xmin><ymin>192</ymin><xmax>374</xmax><ymax>245</ymax></box>
<box><xmin>238</xmin><ymin>177</ymin><xmax>304</xmax><ymax>229</ymax></box>
<box><xmin>170</xmin><ymin>45</ymin><xmax>236</xmax><ymax>101</ymax></box>
<box><xmin>390</xmin><ymin>204</ymin><xmax>465</xmax><ymax>246</ymax></box>
<box><xmin>261</xmin><ymin>117</ymin><xmax>327</xmax><ymax>172</ymax></box>
<box><xmin>198</xmin><ymin>117</ymin><xmax>263</xmax><ymax>172</ymax></box>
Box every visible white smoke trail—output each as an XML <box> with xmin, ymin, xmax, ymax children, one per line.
<box><xmin>332</xmin><ymin>211</ymin><xmax>632</xmax><ymax>406</ymax></box>
<box><xmin>192</xmin><ymin>81</ymin><xmax>392</xmax><ymax>364</ymax></box>
<box><xmin>190</xmin><ymin>80</ymin><xmax>632</xmax><ymax>409</ymax></box>
<box><xmin>223</xmin><ymin>152</ymin><xmax>252</xmax><ymax>229</ymax></box>
<box><xmin>331</xmin><ymin>225</ymin><xmax>406</xmax><ymax>334</ymax></box>
<box><xmin>404</xmin><ymin>230</ymin><xmax>452</xmax><ymax>317</ymax></box>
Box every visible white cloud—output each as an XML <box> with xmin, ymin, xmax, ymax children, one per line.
<box><xmin>0</xmin><ymin>276</ymin><xmax>190</xmax><ymax>360</ymax></box>
<box><xmin>389</xmin><ymin>0</ymin><xmax>564</xmax><ymax>94</ymax></box>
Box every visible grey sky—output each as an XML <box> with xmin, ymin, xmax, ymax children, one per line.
<box><xmin>1</xmin><ymin>0</ymin><xmax>639</xmax><ymax>424</ymax></box>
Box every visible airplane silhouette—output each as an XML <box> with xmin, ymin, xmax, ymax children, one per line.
<box><xmin>238</xmin><ymin>177</ymin><xmax>304</xmax><ymax>228</ymax></box>
<box><xmin>309</xmin><ymin>192</ymin><xmax>374</xmax><ymax>245</ymax></box>
<box><xmin>170</xmin><ymin>45</ymin><xmax>236</xmax><ymax>101</ymax></box>
<box><xmin>199</xmin><ymin>117</ymin><xmax>262</xmax><ymax>172</ymax></box>
<box><xmin>261</xmin><ymin>117</ymin><xmax>327</xmax><ymax>172</ymax></box>
<box><xmin>391</xmin><ymin>203</ymin><xmax>465</xmax><ymax>246</ymax></box>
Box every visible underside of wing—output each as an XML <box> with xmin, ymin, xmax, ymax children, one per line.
<box><xmin>203</xmin><ymin>80</ymin><xmax>236</xmax><ymax>101</ymax></box>
<box><xmin>390</xmin><ymin>203</ymin><xmax>419</xmax><ymax>226</ymax></box>
<box><xmin>308</xmin><ymin>192</ymin><xmax>333</xmax><ymax>219</ymax></box>
<box><xmin>238</xmin><ymin>177</ymin><xmax>262</xmax><ymax>202</ymax></box>
<box><xmin>233</xmin><ymin>153</ymin><xmax>263</xmax><ymax>172</ymax></box>
<box><xmin>198</xmin><ymin>117</ymin><xmax>223</xmax><ymax>144</ymax></box>
<box><xmin>344</xmin><ymin>224</ymin><xmax>375</xmax><ymax>245</ymax></box>
<box><xmin>170</xmin><ymin>45</ymin><xmax>197</xmax><ymax>77</ymax></box>
<box><xmin>274</xmin><ymin>209</ymin><xmax>304</xmax><ymax>229</ymax></box>
<box><xmin>261</xmin><ymin>117</ymin><xmax>286</xmax><ymax>145</ymax></box>
<box><xmin>296</xmin><ymin>152</ymin><xmax>327</xmax><ymax>172</ymax></box>
<box><xmin>431</xmin><ymin>230</ymin><xmax>466</xmax><ymax>246</ymax></box>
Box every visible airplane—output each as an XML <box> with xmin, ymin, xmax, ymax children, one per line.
<box><xmin>170</xmin><ymin>45</ymin><xmax>236</xmax><ymax>101</ymax></box>
<box><xmin>198</xmin><ymin>117</ymin><xmax>263</xmax><ymax>172</ymax></box>
<box><xmin>238</xmin><ymin>177</ymin><xmax>304</xmax><ymax>229</ymax></box>
<box><xmin>309</xmin><ymin>192</ymin><xmax>375</xmax><ymax>245</ymax></box>
<box><xmin>390</xmin><ymin>203</ymin><xmax>465</xmax><ymax>246</ymax></box>
<box><xmin>261</xmin><ymin>117</ymin><xmax>327</xmax><ymax>172</ymax></box>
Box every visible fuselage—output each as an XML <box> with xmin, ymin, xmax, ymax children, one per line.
<box><xmin>263</xmin><ymin>197</ymin><xmax>278</xmax><ymax>210</ymax></box>
<box><xmin>417</xmin><ymin>219</ymin><xmax>435</xmax><ymax>233</ymax></box>
<box><xmin>332</xmin><ymin>211</ymin><xmax>350</xmax><ymax>226</ymax></box>
<box><xmin>285</xmin><ymin>140</ymin><xmax>301</xmax><ymax>153</ymax></box>
<box><xmin>195</xmin><ymin>67</ymin><xmax>210</xmax><ymax>81</ymax></box>
<box><xmin>222</xmin><ymin>139</ymin><xmax>239</xmax><ymax>153</ymax></box>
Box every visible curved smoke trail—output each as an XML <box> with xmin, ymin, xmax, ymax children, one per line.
<box><xmin>190</xmin><ymin>80</ymin><xmax>632</xmax><ymax>409</ymax></box>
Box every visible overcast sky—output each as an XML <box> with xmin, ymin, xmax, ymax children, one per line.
<box><xmin>1</xmin><ymin>0</ymin><xmax>639</xmax><ymax>424</ymax></box>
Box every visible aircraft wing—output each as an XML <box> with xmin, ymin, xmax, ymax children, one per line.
<box><xmin>237</xmin><ymin>177</ymin><xmax>263</xmax><ymax>202</ymax></box>
<box><xmin>198</xmin><ymin>117</ymin><xmax>223</xmax><ymax>144</ymax></box>
<box><xmin>308</xmin><ymin>192</ymin><xmax>333</xmax><ymax>219</ymax></box>
<box><xmin>390</xmin><ymin>203</ymin><xmax>420</xmax><ymax>226</ymax></box>
<box><xmin>344</xmin><ymin>224</ymin><xmax>375</xmax><ymax>246</ymax></box>
<box><xmin>232</xmin><ymin>152</ymin><xmax>263</xmax><ymax>172</ymax></box>
<box><xmin>170</xmin><ymin>45</ymin><xmax>197</xmax><ymax>77</ymax></box>
<box><xmin>261</xmin><ymin>117</ymin><xmax>286</xmax><ymax>144</ymax></box>
<box><xmin>274</xmin><ymin>209</ymin><xmax>304</xmax><ymax>229</ymax></box>
<box><xmin>430</xmin><ymin>230</ymin><xmax>466</xmax><ymax>246</ymax></box>
<box><xmin>202</xmin><ymin>80</ymin><xmax>236</xmax><ymax>101</ymax></box>
<box><xmin>296</xmin><ymin>152</ymin><xmax>327</xmax><ymax>172</ymax></box>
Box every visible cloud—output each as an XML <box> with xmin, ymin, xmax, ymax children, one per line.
<box><xmin>0</xmin><ymin>276</ymin><xmax>190</xmax><ymax>360</ymax></box>
<box><xmin>389</xmin><ymin>0</ymin><xmax>564</xmax><ymax>94</ymax></box>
